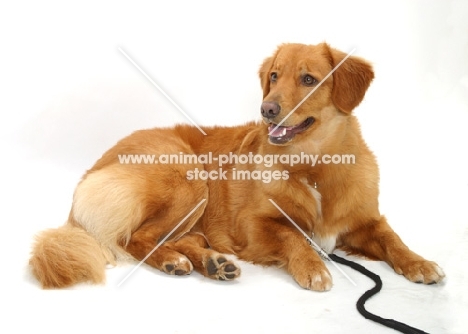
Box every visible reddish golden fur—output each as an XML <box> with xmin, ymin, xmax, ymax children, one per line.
<box><xmin>30</xmin><ymin>43</ymin><xmax>444</xmax><ymax>290</ymax></box>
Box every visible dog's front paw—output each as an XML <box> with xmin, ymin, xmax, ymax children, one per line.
<box><xmin>394</xmin><ymin>260</ymin><xmax>445</xmax><ymax>284</ymax></box>
<box><xmin>291</xmin><ymin>262</ymin><xmax>333</xmax><ymax>291</ymax></box>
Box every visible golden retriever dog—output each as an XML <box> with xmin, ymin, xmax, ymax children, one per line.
<box><xmin>30</xmin><ymin>43</ymin><xmax>445</xmax><ymax>290</ymax></box>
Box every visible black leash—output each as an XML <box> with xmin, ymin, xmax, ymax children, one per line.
<box><xmin>328</xmin><ymin>253</ymin><xmax>430</xmax><ymax>334</ymax></box>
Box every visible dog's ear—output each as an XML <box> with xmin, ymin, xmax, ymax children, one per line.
<box><xmin>328</xmin><ymin>46</ymin><xmax>374</xmax><ymax>114</ymax></box>
<box><xmin>258</xmin><ymin>52</ymin><xmax>276</xmax><ymax>99</ymax></box>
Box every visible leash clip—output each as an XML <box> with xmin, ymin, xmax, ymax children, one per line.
<box><xmin>305</xmin><ymin>236</ymin><xmax>329</xmax><ymax>261</ymax></box>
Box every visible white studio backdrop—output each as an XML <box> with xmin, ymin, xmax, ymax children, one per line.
<box><xmin>1</xmin><ymin>1</ymin><xmax>467</xmax><ymax>333</ymax></box>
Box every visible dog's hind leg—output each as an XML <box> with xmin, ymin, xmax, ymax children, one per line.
<box><xmin>125</xmin><ymin>223</ymin><xmax>197</xmax><ymax>277</ymax></box>
<box><xmin>169</xmin><ymin>232</ymin><xmax>241</xmax><ymax>281</ymax></box>
<box><xmin>125</xmin><ymin>178</ymin><xmax>209</xmax><ymax>277</ymax></box>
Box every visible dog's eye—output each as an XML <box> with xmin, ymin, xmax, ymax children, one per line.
<box><xmin>302</xmin><ymin>74</ymin><xmax>317</xmax><ymax>86</ymax></box>
<box><xmin>270</xmin><ymin>72</ymin><xmax>278</xmax><ymax>82</ymax></box>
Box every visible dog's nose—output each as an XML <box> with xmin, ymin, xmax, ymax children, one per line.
<box><xmin>261</xmin><ymin>101</ymin><xmax>281</xmax><ymax>119</ymax></box>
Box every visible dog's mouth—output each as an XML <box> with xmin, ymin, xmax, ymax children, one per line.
<box><xmin>267</xmin><ymin>117</ymin><xmax>315</xmax><ymax>145</ymax></box>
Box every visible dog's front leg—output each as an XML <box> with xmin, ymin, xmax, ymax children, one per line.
<box><xmin>286</xmin><ymin>238</ymin><xmax>333</xmax><ymax>291</ymax></box>
<box><xmin>236</xmin><ymin>221</ymin><xmax>332</xmax><ymax>291</ymax></box>
<box><xmin>339</xmin><ymin>216</ymin><xmax>445</xmax><ymax>284</ymax></box>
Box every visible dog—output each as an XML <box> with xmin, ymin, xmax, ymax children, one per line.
<box><xmin>30</xmin><ymin>43</ymin><xmax>445</xmax><ymax>290</ymax></box>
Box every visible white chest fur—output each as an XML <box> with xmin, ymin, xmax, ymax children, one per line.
<box><xmin>300</xmin><ymin>178</ymin><xmax>336</xmax><ymax>253</ymax></box>
<box><xmin>311</xmin><ymin>234</ymin><xmax>337</xmax><ymax>253</ymax></box>
<box><xmin>300</xmin><ymin>178</ymin><xmax>322</xmax><ymax>219</ymax></box>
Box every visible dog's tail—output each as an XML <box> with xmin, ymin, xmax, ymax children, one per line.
<box><xmin>29</xmin><ymin>224</ymin><xmax>112</xmax><ymax>288</ymax></box>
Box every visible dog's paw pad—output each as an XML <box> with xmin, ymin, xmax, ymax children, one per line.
<box><xmin>162</xmin><ymin>256</ymin><xmax>193</xmax><ymax>276</ymax></box>
<box><xmin>206</xmin><ymin>255</ymin><xmax>241</xmax><ymax>281</ymax></box>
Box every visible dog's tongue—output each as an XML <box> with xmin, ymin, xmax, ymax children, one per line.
<box><xmin>267</xmin><ymin>118</ymin><xmax>314</xmax><ymax>144</ymax></box>
<box><xmin>268</xmin><ymin>124</ymin><xmax>296</xmax><ymax>144</ymax></box>
<box><xmin>268</xmin><ymin>124</ymin><xmax>292</xmax><ymax>138</ymax></box>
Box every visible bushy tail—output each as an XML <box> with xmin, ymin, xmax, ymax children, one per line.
<box><xmin>29</xmin><ymin>224</ymin><xmax>111</xmax><ymax>288</ymax></box>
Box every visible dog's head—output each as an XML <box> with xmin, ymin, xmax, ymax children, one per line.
<box><xmin>259</xmin><ymin>43</ymin><xmax>374</xmax><ymax>146</ymax></box>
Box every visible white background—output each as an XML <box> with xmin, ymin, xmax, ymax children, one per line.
<box><xmin>1</xmin><ymin>1</ymin><xmax>467</xmax><ymax>333</ymax></box>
